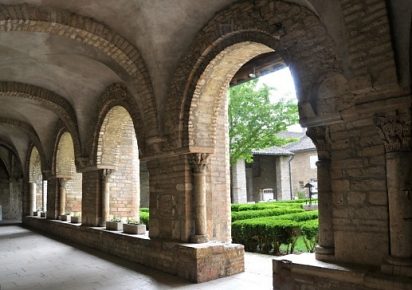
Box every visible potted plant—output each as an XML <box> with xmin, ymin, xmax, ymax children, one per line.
<box><xmin>123</xmin><ymin>218</ymin><xmax>146</xmax><ymax>235</ymax></box>
<box><xmin>33</xmin><ymin>209</ymin><xmax>41</xmax><ymax>217</ymax></box>
<box><xmin>40</xmin><ymin>211</ymin><xmax>46</xmax><ymax>218</ymax></box>
<box><xmin>106</xmin><ymin>216</ymin><xmax>123</xmax><ymax>231</ymax></box>
<box><xmin>71</xmin><ymin>212</ymin><xmax>81</xmax><ymax>223</ymax></box>
<box><xmin>60</xmin><ymin>212</ymin><xmax>71</xmax><ymax>222</ymax></box>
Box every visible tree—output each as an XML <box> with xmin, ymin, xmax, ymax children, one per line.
<box><xmin>229</xmin><ymin>79</ymin><xmax>299</xmax><ymax>164</ymax></box>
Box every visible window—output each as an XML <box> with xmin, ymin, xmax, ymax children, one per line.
<box><xmin>309</xmin><ymin>155</ymin><xmax>318</xmax><ymax>169</ymax></box>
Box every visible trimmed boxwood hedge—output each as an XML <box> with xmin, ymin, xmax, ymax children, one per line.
<box><xmin>232</xmin><ymin>210</ymin><xmax>318</xmax><ymax>254</ymax></box>
<box><xmin>140</xmin><ymin>211</ymin><xmax>149</xmax><ymax>229</ymax></box>
<box><xmin>232</xmin><ymin>208</ymin><xmax>304</xmax><ymax>222</ymax></box>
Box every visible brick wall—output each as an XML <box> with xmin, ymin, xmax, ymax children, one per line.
<box><xmin>290</xmin><ymin>150</ymin><xmax>318</xmax><ymax>197</ymax></box>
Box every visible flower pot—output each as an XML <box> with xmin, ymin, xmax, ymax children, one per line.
<box><xmin>106</xmin><ymin>221</ymin><xmax>123</xmax><ymax>231</ymax></box>
<box><xmin>123</xmin><ymin>223</ymin><xmax>146</xmax><ymax>235</ymax></box>
<box><xmin>60</xmin><ymin>214</ymin><xmax>71</xmax><ymax>222</ymax></box>
<box><xmin>40</xmin><ymin>212</ymin><xmax>46</xmax><ymax>218</ymax></box>
<box><xmin>33</xmin><ymin>211</ymin><xmax>40</xmax><ymax>217</ymax></box>
<box><xmin>71</xmin><ymin>216</ymin><xmax>81</xmax><ymax>223</ymax></box>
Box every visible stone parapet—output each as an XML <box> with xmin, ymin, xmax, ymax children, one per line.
<box><xmin>273</xmin><ymin>253</ymin><xmax>412</xmax><ymax>290</ymax></box>
<box><xmin>23</xmin><ymin>217</ymin><xmax>244</xmax><ymax>283</ymax></box>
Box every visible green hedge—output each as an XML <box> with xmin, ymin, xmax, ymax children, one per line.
<box><xmin>140</xmin><ymin>211</ymin><xmax>149</xmax><ymax>229</ymax></box>
<box><xmin>231</xmin><ymin>199</ymin><xmax>315</xmax><ymax>212</ymax></box>
<box><xmin>140</xmin><ymin>208</ymin><xmax>149</xmax><ymax>213</ymax></box>
<box><xmin>232</xmin><ymin>208</ymin><xmax>304</xmax><ymax>222</ymax></box>
<box><xmin>232</xmin><ymin>211</ymin><xmax>318</xmax><ymax>254</ymax></box>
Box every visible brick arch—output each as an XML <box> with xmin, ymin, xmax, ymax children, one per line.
<box><xmin>28</xmin><ymin>146</ymin><xmax>42</xmax><ymax>183</ymax></box>
<box><xmin>96</xmin><ymin>104</ymin><xmax>141</xmax><ymax>221</ymax></box>
<box><xmin>88</xmin><ymin>83</ymin><xmax>146</xmax><ymax>166</ymax></box>
<box><xmin>54</xmin><ymin>129</ymin><xmax>83</xmax><ymax>214</ymax></box>
<box><xmin>0</xmin><ymin>82</ymin><xmax>81</xmax><ymax>160</ymax></box>
<box><xmin>0</xmin><ymin>4</ymin><xmax>159</xmax><ymax>138</ymax></box>
<box><xmin>164</xmin><ymin>0</ymin><xmax>340</xmax><ymax>149</ymax></box>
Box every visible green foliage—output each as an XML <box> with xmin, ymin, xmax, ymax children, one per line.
<box><xmin>111</xmin><ymin>216</ymin><xmax>121</xmax><ymax>223</ymax></box>
<box><xmin>127</xmin><ymin>218</ymin><xmax>139</xmax><ymax>225</ymax></box>
<box><xmin>140</xmin><ymin>211</ymin><xmax>149</xmax><ymax>229</ymax></box>
<box><xmin>140</xmin><ymin>208</ymin><xmax>149</xmax><ymax>213</ymax></box>
<box><xmin>229</xmin><ymin>79</ymin><xmax>298</xmax><ymax>164</ymax></box>
<box><xmin>231</xmin><ymin>199</ymin><xmax>312</xmax><ymax>212</ymax></box>
<box><xmin>231</xmin><ymin>199</ymin><xmax>318</xmax><ymax>255</ymax></box>
<box><xmin>231</xmin><ymin>208</ymin><xmax>304</xmax><ymax>222</ymax></box>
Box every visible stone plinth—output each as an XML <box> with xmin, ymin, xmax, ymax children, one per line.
<box><xmin>273</xmin><ymin>253</ymin><xmax>412</xmax><ymax>290</ymax></box>
<box><xmin>23</xmin><ymin>217</ymin><xmax>244</xmax><ymax>283</ymax></box>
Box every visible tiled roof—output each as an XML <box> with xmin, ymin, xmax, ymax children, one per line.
<box><xmin>252</xmin><ymin>130</ymin><xmax>316</xmax><ymax>156</ymax></box>
<box><xmin>252</xmin><ymin>146</ymin><xmax>293</xmax><ymax>156</ymax></box>
<box><xmin>284</xmin><ymin>135</ymin><xmax>316</xmax><ymax>152</ymax></box>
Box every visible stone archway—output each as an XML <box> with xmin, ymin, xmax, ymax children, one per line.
<box><xmin>55</xmin><ymin>132</ymin><xmax>82</xmax><ymax>217</ymax></box>
<box><xmin>28</xmin><ymin>146</ymin><xmax>43</xmax><ymax>214</ymax></box>
<box><xmin>96</xmin><ymin>106</ymin><xmax>142</xmax><ymax>223</ymax></box>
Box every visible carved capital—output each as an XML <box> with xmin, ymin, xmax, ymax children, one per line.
<box><xmin>189</xmin><ymin>153</ymin><xmax>210</xmax><ymax>173</ymax></box>
<box><xmin>306</xmin><ymin>126</ymin><xmax>331</xmax><ymax>160</ymax></box>
<box><xmin>374</xmin><ymin>113</ymin><xmax>411</xmax><ymax>153</ymax></box>
<box><xmin>102</xmin><ymin>169</ymin><xmax>114</xmax><ymax>180</ymax></box>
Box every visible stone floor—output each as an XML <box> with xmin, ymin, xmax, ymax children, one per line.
<box><xmin>0</xmin><ymin>225</ymin><xmax>273</xmax><ymax>290</ymax></box>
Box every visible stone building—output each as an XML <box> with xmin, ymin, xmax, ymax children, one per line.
<box><xmin>231</xmin><ymin>130</ymin><xmax>318</xmax><ymax>202</ymax></box>
<box><xmin>0</xmin><ymin>0</ymin><xmax>411</xmax><ymax>289</ymax></box>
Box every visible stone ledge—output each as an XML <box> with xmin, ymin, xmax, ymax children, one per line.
<box><xmin>273</xmin><ymin>253</ymin><xmax>412</xmax><ymax>290</ymax></box>
<box><xmin>23</xmin><ymin>217</ymin><xmax>244</xmax><ymax>283</ymax></box>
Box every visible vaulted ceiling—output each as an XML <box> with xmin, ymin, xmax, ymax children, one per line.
<box><xmin>0</xmin><ymin>0</ymin><xmax>409</xmax><ymax>172</ymax></box>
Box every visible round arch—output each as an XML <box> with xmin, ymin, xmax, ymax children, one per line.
<box><xmin>164</xmin><ymin>0</ymin><xmax>341</xmax><ymax>149</ymax></box>
<box><xmin>54</xmin><ymin>131</ymin><xmax>82</xmax><ymax>215</ymax></box>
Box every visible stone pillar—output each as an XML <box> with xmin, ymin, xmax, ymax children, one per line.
<box><xmin>29</xmin><ymin>182</ymin><xmax>36</xmax><ymax>215</ymax></box>
<box><xmin>375</xmin><ymin>114</ymin><xmax>412</xmax><ymax>271</ymax></box>
<box><xmin>231</xmin><ymin>159</ymin><xmax>247</xmax><ymax>204</ymax></box>
<box><xmin>275</xmin><ymin>156</ymin><xmax>292</xmax><ymax>201</ymax></box>
<box><xmin>101</xmin><ymin>169</ymin><xmax>113</xmax><ymax>226</ymax></box>
<box><xmin>307</xmin><ymin>126</ymin><xmax>335</xmax><ymax>261</ymax></box>
<box><xmin>190</xmin><ymin>153</ymin><xmax>209</xmax><ymax>243</ymax></box>
<box><xmin>315</xmin><ymin>159</ymin><xmax>334</xmax><ymax>259</ymax></box>
<box><xmin>58</xmin><ymin>178</ymin><xmax>68</xmax><ymax>217</ymax></box>
<box><xmin>41</xmin><ymin>180</ymin><xmax>46</xmax><ymax>212</ymax></box>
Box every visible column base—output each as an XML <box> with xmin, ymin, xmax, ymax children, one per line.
<box><xmin>191</xmin><ymin>234</ymin><xmax>208</xmax><ymax>243</ymax></box>
<box><xmin>381</xmin><ymin>256</ymin><xmax>412</xmax><ymax>277</ymax></box>
<box><xmin>315</xmin><ymin>245</ymin><xmax>335</xmax><ymax>262</ymax></box>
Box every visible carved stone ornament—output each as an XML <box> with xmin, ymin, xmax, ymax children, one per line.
<box><xmin>189</xmin><ymin>153</ymin><xmax>210</xmax><ymax>173</ymax></box>
<box><xmin>374</xmin><ymin>113</ymin><xmax>411</xmax><ymax>153</ymax></box>
<box><xmin>306</xmin><ymin>126</ymin><xmax>331</xmax><ymax>160</ymax></box>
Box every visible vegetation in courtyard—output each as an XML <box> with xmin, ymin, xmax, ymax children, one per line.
<box><xmin>231</xmin><ymin>199</ymin><xmax>318</xmax><ymax>255</ymax></box>
<box><xmin>140</xmin><ymin>199</ymin><xmax>317</xmax><ymax>255</ymax></box>
<box><xmin>228</xmin><ymin>79</ymin><xmax>298</xmax><ymax>164</ymax></box>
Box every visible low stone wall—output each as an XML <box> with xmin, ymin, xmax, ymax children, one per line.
<box><xmin>273</xmin><ymin>253</ymin><xmax>412</xmax><ymax>290</ymax></box>
<box><xmin>23</xmin><ymin>217</ymin><xmax>244</xmax><ymax>283</ymax></box>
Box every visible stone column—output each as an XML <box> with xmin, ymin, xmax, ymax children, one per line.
<box><xmin>231</xmin><ymin>159</ymin><xmax>247</xmax><ymax>204</ymax></box>
<box><xmin>41</xmin><ymin>180</ymin><xmax>46</xmax><ymax>212</ymax></box>
<box><xmin>307</xmin><ymin>127</ymin><xmax>335</xmax><ymax>261</ymax></box>
<box><xmin>58</xmin><ymin>178</ymin><xmax>68</xmax><ymax>217</ymax></box>
<box><xmin>190</xmin><ymin>153</ymin><xmax>210</xmax><ymax>243</ymax></box>
<box><xmin>101</xmin><ymin>169</ymin><xmax>113</xmax><ymax>226</ymax></box>
<box><xmin>375</xmin><ymin>114</ymin><xmax>412</xmax><ymax>269</ymax></box>
<box><xmin>29</xmin><ymin>182</ymin><xmax>36</xmax><ymax>215</ymax></box>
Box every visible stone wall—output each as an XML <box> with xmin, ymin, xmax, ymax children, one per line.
<box><xmin>290</xmin><ymin>150</ymin><xmax>318</xmax><ymax>197</ymax></box>
<box><xmin>248</xmin><ymin>155</ymin><xmax>277</xmax><ymax>201</ymax></box>
<box><xmin>23</xmin><ymin>216</ymin><xmax>244</xmax><ymax>283</ymax></box>
<box><xmin>231</xmin><ymin>159</ymin><xmax>247</xmax><ymax>204</ymax></box>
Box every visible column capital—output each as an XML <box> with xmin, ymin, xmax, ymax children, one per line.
<box><xmin>374</xmin><ymin>112</ymin><xmax>411</xmax><ymax>153</ymax></box>
<box><xmin>102</xmin><ymin>168</ymin><xmax>114</xmax><ymax>178</ymax></box>
<box><xmin>189</xmin><ymin>153</ymin><xmax>210</xmax><ymax>173</ymax></box>
<box><xmin>306</xmin><ymin>126</ymin><xmax>331</xmax><ymax>160</ymax></box>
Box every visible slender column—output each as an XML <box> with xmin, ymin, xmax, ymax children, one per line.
<box><xmin>41</xmin><ymin>180</ymin><xmax>46</xmax><ymax>212</ymax></box>
<box><xmin>315</xmin><ymin>159</ymin><xmax>334</xmax><ymax>258</ymax></box>
<box><xmin>307</xmin><ymin>127</ymin><xmax>335</xmax><ymax>260</ymax></box>
<box><xmin>101</xmin><ymin>169</ymin><xmax>113</xmax><ymax>226</ymax></box>
<box><xmin>58</xmin><ymin>178</ymin><xmax>68</xmax><ymax>217</ymax></box>
<box><xmin>29</xmin><ymin>182</ymin><xmax>37</xmax><ymax>215</ymax></box>
<box><xmin>375</xmin><ymin>114</ymin><xmax>412</xmax><ymax>267</ymax></box>
<box><xmin>190</xmin><ymin>153</ymin><xmax>210</xmax><ymax>243</ymax></box>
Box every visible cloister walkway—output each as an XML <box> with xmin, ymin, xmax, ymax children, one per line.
<box><xmin>0</xmin><ymin>225</ymin><xmax>272</xmax><ymax>290</ymax></box>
